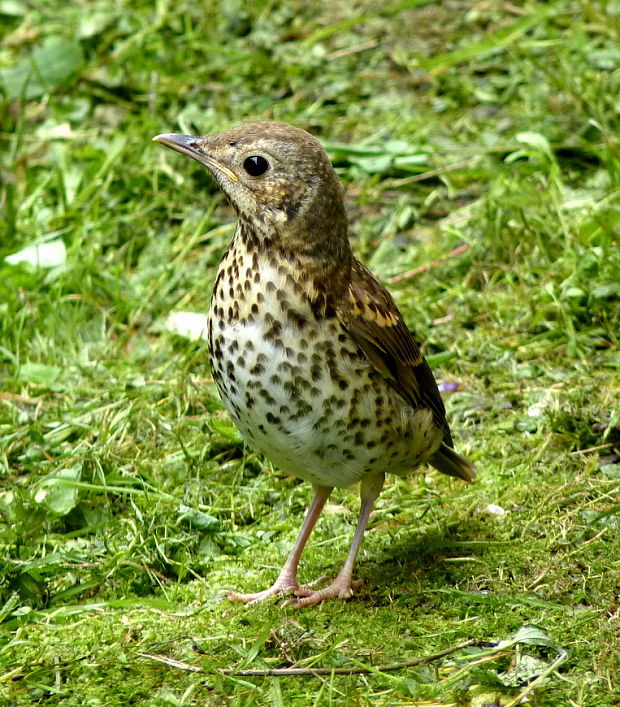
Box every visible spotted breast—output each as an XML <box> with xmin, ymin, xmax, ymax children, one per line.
<box><xmin>208</xmin><ymin>234</ymin><xmax>442</xmax><ymax>489</ymax></box>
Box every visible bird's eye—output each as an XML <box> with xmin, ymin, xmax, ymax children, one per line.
<box><xmin>243</xmin><ymin>155</ymin><xmax>270</xmax><ymax>177</ymax></box>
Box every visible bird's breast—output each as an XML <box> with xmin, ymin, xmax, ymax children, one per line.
<box><xmin>207</xmin><ymin>245</ymin><xmax>442</xmax><ymax>487</ymax></box>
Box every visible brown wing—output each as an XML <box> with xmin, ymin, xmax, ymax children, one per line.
<box><xmin>335</xmin><ymin>258</ymin><xmax>453</xmax><ymax>446</ymax></box>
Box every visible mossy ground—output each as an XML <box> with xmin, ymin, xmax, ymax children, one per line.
<box><xmin>1</xmin><ymin>1</ymin><xmax>619</xmax><ymax>704</ymax></box>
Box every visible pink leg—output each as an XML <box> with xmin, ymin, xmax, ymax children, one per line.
<box><xmin>227</xmin><ymin>484</ymin><xmax>333</xmax><ymax>604</ymax></box>
<box><xmin>294</xmin><ymin>472</ymin><xmax>385</xmax><ymax>608</ymax></box>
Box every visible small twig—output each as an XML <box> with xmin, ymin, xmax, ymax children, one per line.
<box><xmin>390</xmin><ymin>158</ymin><xmax>475</xmax><ymax>186</ymax></box>
<box><xmin>326</xmin><ymin>41</ymin><xmax>378</xmax><ymax>60</ymax></box>
<box><xmin>525</xmin><ymin>568</ymin><xmax>551</xmax><ymax>591</ymax></box>
<box><xmin>138</xmin><ymin>654</ymin><xmax>203</xmax><ymax>673</ymax></box>
<box><xmin>565</xmin><ymin>527</ymin><xmax>608</xmax><ymax>557</ymax></box>
<box><xmin>569</xmin><ymin>442</ymin><xmax>613</xmax><ymax>455</ymax></box>
<box><xmin>387</xmin><ymin>244</ymin><xmax>470</xmax><ymax>283</ymax></box>
<box><xmin>139</xmin><ymin>638</ymin><xmax>477</xmax><ymax>677</ymax></box>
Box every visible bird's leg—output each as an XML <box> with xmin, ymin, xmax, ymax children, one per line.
<box><xmin>294</xmin><ymin>472</ymin><xmax>385</xmax><ymax>608</ymax></box>
<box><xmin>227</xmin><ymin>484</ymin><xmax>333</xmax><ymax>604</ymax></box>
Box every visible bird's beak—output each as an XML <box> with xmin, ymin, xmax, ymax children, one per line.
<box><xmin>152</xmin><ymin>133</ymin><xmax>239</xmax><ymax>182</ymax></box>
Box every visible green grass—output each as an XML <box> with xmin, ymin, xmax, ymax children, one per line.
<box><xmin>1</xmin><ymin>0</ymin><xmax>619</xmax><ymax>704</ymax></box>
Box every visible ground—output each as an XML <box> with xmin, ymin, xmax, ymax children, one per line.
<box><xmin>1</xmin><ymin>0</ymin><xmax>619</xmax><ymax>705</ymax></box>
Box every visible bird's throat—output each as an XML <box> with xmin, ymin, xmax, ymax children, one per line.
<box><xmin>232</xmin><ymin>221</ymin><xmax>351</xmax><ymax>312</ymax></box>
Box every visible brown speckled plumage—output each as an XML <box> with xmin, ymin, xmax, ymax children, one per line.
<box><xmin>154</xmin><ymin>121</ymin><xmax>475</xmax><ymax>607</ymax></box>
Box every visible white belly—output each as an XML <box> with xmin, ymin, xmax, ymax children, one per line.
<box><xmin>210</xmin><ymin>314</ymin><xmax>441</xmax><ymax>488</ymax></box>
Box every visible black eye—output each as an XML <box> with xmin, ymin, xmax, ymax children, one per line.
<box><xmin>243</xmin><ymin>155</ymin><xmax>269</xmax><ymax>176</ymax></box>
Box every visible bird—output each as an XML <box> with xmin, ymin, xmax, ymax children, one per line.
<box><xmin>153</xmin><ymin>121</ymin><xmax>475</xmax><ymax>608</ymax></box>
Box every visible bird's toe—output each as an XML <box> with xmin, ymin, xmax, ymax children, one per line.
<box><xmin>226</xmin><ymin>581</ymin><xmax>299</xmax><ymax>604</ymax></box>
<box><xmin>292</xmin><ymin>578</ymin><xmax>355</xmax><ymax>608</ymax></box>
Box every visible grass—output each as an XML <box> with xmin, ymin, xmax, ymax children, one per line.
<box><xmin>1</xmin><ymin>0</ymin><xmax>619</xmax><ymax>704</ymax></box>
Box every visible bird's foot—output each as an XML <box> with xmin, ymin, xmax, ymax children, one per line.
<box><xmin>291</xmin><ymin>575</ymin><xmax>361</xmax><ymax>608</ymax></box>
<box><xmin>226</xmin><ymin>577</ymin><xmax>299</xmax><ymax>604</ymax></box>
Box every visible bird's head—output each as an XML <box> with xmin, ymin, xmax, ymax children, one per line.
<box><xmin>153</xmin><ymin>121</ymin><xmax>349</xmax><ymax>255</ymax></box>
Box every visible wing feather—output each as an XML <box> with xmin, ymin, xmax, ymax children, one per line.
<box><xmin>336</xmin><ymin>259</ymin><xmax>452</xmax><ymax>445</ymax></box>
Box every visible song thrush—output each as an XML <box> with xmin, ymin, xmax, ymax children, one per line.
<box><xmin>154</xmin><ymin>121</ymin><xmax>475</xmax><ymax>607</ymax></box>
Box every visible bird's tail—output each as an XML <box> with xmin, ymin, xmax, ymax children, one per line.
<box><xmin>429</xmin><ymin>442</ymin><xmax>476</xmax><ymax>482</ymax></box>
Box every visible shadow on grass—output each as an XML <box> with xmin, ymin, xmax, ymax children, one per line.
<box><xmin>318</xmin><ymin>521</ymin><xmax>490</xmax><ymax>607</ymax></box>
